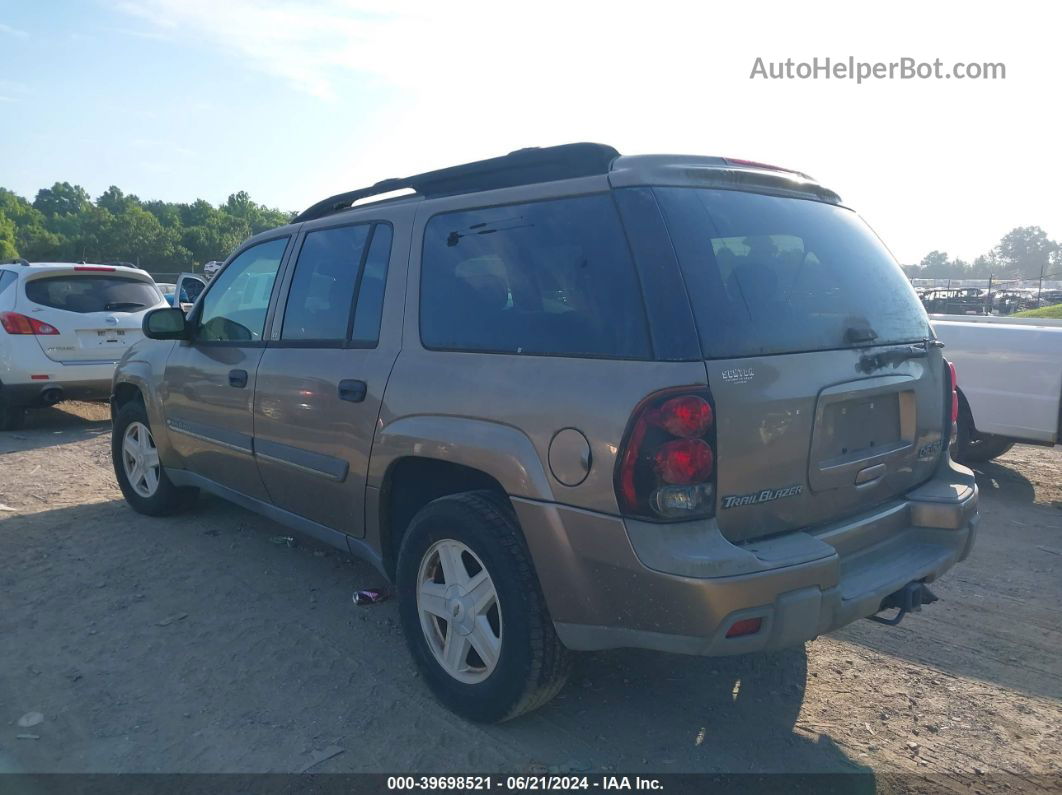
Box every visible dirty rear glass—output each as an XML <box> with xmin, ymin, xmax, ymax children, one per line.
<box><xmin>654</xmin><ymin>188</ymin><xmax>930</xmax><ymax>359</ymax></box>
<box><xmin>25</xmin><ymin>275</ymin><xmax>161</xmax><ymax>314</ymax></box>
<box><xmin>420</xmin><ymin>194</ymin><xmax>651</xmax><ymax>359</ymax></box>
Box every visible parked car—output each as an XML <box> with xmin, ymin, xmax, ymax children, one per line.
<box><xmin>174</xmin><ymin>272</ymin><xmax>207</xmax><ymax>313</ymax></box>
<box><xmin>931</xmin><ymin>313</ymin><xmax>1062</xmax><ymax>461</ymax></box>
<box><xmin>0</xmin><ymin>260</ymin><xmax>167</xmax><ymax>430</ymax></box>
<box><xmin>155</xmin><ymin>282</ymin><xmax>177</xmax><ymax>306</ymax></box>
<box><xmin>111</xmin><ymin>144</ymin><xmax>979</xmax><ymax>722</ymax></box>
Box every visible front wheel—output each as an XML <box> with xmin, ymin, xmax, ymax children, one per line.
<box><xmin>112</xmin><ymin>400</ymin><xmax>197</xmax><ymax>515</ymax></box>
<box><xmin>397</xmin><ymin>491</ymin><xmax>570</xmax><ymax>722</ymax></box>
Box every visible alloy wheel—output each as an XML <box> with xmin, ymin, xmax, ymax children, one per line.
<box><xmin>416</xmin><ymin>539</ymin><xmax>503</xmax><ymax>684</ymax></box>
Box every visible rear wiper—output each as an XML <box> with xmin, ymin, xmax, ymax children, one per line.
<box><xmin>844</xmin><ymin>326</ymin><xmax>878</xmax><ymax>344</ymax></box>
<box><xmin>857</xmin><ymin>339</ymin><xmax>940</xmax><ymax>374</ymax></box>
<box><xmin>105</xmin><ymin>302</ymin><xmax>147</xmax><ymax>311</ymax></box>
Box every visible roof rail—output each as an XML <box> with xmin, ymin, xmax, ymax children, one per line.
<box><xmin>293</xmin><ymin>142</ymin><xmax>620</xmax><ymax>223</ymax></box>
<box><xmin>6</xmin><ymin>258</ymin><xmax>31</xmax><ymax>266</ymax></box>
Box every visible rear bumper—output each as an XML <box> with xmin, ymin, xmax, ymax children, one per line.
<box><xmin>0</xmin><ymin>378</ymin><xmax>113</xmax><ymax>406</ymax></box>
<box><xmin>516</xmin><ymin>458</ymin><xmax>978</xmax><ymax>656</ymax></box>
<box><xmin>1</xmin><ymin>344</ymin><xmax>118</xmax><ymax>406</ymax></box>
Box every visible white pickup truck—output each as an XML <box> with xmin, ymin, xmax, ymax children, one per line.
<box><xmin>931</xmin><ymin>314</ymin><xmax>1062</xmax><ymax>462</ymax></box>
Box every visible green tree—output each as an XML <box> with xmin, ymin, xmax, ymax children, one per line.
<box><xmin>993</xmin><ymin>226</ymin><xmax>1057</xmax><ymax>279</ymax></box>
<box><xmin>142</xmin><ymin>199</ymin><xmax>182</xmax><ymax>229</ymax></box>
<box><xmin>0</xmin><ymin>210</ymin><xmax>18</xmax><ymax>259</ymax></box>
<box><xmin>97</xmin><ymin>185</ymin><xmax>141</xmax><ymax>216</ymax></box>
<box><xmin>0</xmin><ymin>189</ymin><xmax>61</xmax><ymax>259</ymax></box>
<box><xmin>918</xmin><ymin>250</ymin><xmax>953</xmax><ymax>277</ymax></box>
<box><xmin>181</xmin><ymin>213</ymin><xmax>250</xmax><ymax>265</ymax></box>
<box><xmin>2</xmin><ymin>182</ymin><xmax>295</xmax><ymax>271</ymax></box>
<box><xmin>33</xmin><ymin>181</ymin><xmax>91</xmax><ymax>217</ymax></box>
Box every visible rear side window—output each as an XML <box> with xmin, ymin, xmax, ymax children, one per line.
<box><xmin>25</xmin><ymin>275</ymin><xmax>161</xmax><ymax>314</ymax></box>
<box><xmin>0</xmin><ymin>270</ymin><xmax>17</xmax><ymax>297</ymax></box>
<box><xmin>351</xmin><ymin>224</ymin><xmax>392</xmax><ymax>345</ymax></box>
<box><xmin>280</xmin><ymin>222</ymin><xmax>392</xmax><ymax>345</ymax></box>
<box><xmin>420</xmin><ymin>195</ymin><xmax>651</xmax><ymax>359</ymax></box>
<box><xmin>654</xmin><ymin>188</ymin><xmax>930</xmax><ymax>358</ymax></box>
<box><xmin>281</xmin><ymin>224</ymin><xmax>371</xmax><ymax>342</ymax></box>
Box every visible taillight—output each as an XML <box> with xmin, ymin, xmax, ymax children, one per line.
<box><xmin>0</xmin><ymin>311</ymin><xmax>60</xmax><ymax>335</ymax></box>
<box><xmin>947</xmin><ymin>360</ymin><xmax>959</xmax><ymax>423</ymax></box>
<box><xmin>616</xmin><ymin>388</ymin><xmax>716</xmax><ymax>520</ymax></box>
<box><xmin>654</xmin><ymin>439</ymin><xmax>713</xmax><ymax>484</ymax></box>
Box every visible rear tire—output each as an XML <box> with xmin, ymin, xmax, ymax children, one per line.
<box><xmin>396</xmin><ymin>491</ymin><xmax>570</xmax><ymax>722</ymax></box>
<box><xmin>112</xmin><ymin>399</ymin><xmax>197</xmax><ymax>515</ymax></box>
<box><xmin>0</xmin><ymin>400</ymin><xmax>25</xmax><ymax>431</ymax></box>
<box><xmin>955</xmin><ymin>407</ymin><xmax>1015</xmax><ymax>463</ymax></box>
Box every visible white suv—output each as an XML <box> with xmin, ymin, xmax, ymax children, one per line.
<box><xmin>0</xmin><ymin>260</ymin><xmax>167</xmax><ymax>430</ymax></box>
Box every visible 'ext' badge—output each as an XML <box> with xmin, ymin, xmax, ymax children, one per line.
<box><xmin>720</xmin><ymin>367</ymin><xmax>755</xmax><ymax>385</ymax></box>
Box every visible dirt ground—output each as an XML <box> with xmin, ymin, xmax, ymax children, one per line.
<box><xmin>1</xmin><ymin>402</ymin><xmax>1059</xmax><ymax>790</ymax></box>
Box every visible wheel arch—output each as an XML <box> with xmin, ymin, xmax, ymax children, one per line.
<box><xmin>112</xmin><ymin>364</ymin><xmax>178</xmax><ymax>467</ymax></box>
<box><xmin>368</xmin><ymin>415</ymin><xmax>555</xmax><ymax>579</ymax></box>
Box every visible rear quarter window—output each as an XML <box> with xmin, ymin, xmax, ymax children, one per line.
<box><xmin>420</xmin><ymin>194</ymin><xmax>651</xmax><ymax>359</ymax></box>
<box><xmin>0</xmin><ymin>270</ymin><xmax>17</xmax><ymax>297</ymax></box>
<box><xmin>24</xmin><ymin>275</ymin><xmax>162</xmax><ymax>314</ymax></box>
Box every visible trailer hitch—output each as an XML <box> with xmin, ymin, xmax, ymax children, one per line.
<box><xmin>867</xmin><ymin>581</ymin><xmax>939</xmax><ymax>626</ymax></box>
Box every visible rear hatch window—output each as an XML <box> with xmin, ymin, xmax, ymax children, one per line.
<box><xmin>652</xmin><ymin>187</ymin><xmax>943</xmax><ymax>542</ymax></box>
<box><xmin>23</xmin><ymin>274</ymin><xmax>162</xmax><ymax>364</ymax></box>
<box><xmin>654</xmin><ymin>188</ymin><xmax>930</xmax><ymax>357</ymax></box>
<box><xmin>25</xmin><ymin>275</ymin><xmax>161</xmax><ymax>314</ymax></box>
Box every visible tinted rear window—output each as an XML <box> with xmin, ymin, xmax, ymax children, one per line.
<box><xmin>420</xmin><ymin>194</ymin><xmax>651</xmax><ymax>359</ymax></box>
<box><xmin>281</xmin><ymin>224</ymin><xmax>371</xmax><ymax>342</ymax></box>
<box><xmin>654</xmin><ymin>188</ymin><xmax>930</xmax><ymax>358</ymax></box>
<box><xmin>25</xmin><ymin>275</ymin><xmax>161</xmax><ymax>314</ymax></box>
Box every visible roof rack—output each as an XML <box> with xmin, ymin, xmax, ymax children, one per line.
<box><xmin>6</xmin><ymin>258</ymin><xmax>31</xmax><ymax>266</ymax></box>
<box><xmin>293</xmin><ymin>142</ymin><xmax>620</xmax><ymax>223</ymax></box>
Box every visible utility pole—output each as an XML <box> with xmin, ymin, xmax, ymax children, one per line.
<box><xmin>1038</xmin><ymin>261</ymin><xmax>1045</xmax><ymax>307</ymax></box>
<box><xmin>986</xmin><ymin>273</ymin><xmax>993</xmax><ymax>314</ymax></box>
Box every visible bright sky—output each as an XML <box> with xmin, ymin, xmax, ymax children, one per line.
<box><xmin>1</xmin><ymin>0</ymin><xmax>1058</xmax><ymax>265</ymax></box>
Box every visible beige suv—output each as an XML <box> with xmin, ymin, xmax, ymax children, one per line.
<box><xmin>111</xmin><ymin>144</ymin><xmax>979</xmax><ymax>722</ymax></box>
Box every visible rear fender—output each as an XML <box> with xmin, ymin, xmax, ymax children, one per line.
<box><xmin>368</xmin><ymin>415</ymin><xmax>555</xmax><ymax>500</ymax></box>
<box><xmin>367</xmin><ymin>415</ymin><xmax>556</xmax><ymax>555</ymax></box>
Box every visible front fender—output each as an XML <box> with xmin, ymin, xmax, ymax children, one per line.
<box><xmin>113</xmin><ymin>341</ymin><xmax>179</xmax><ymax>467</ymax></box>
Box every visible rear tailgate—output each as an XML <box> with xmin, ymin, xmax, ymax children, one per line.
<box><xmin>19</xmin><ymin>269</ymin><xmax>164</xmax><ymax>363</ymax></box>
<box><xmin>653</xmin><ymin>185</ymin><xmax>947</xmax><ymax>542</ymax></box>
<box><xmin>708</xmin><ymin>348</ymin><xmax>946</xmax><ymax>542</ymax></box>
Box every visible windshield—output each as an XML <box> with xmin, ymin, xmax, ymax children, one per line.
<box><xmin>654</xmin><ymin>188</ymin><xmax>930</xmax><ymax>358</ymax></box>
<box><xmin>25</xmin><ymin>275</ymin><xmax>162</xmax><ymax>314</ymax></box>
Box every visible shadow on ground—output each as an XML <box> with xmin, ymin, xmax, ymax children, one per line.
<box><xmin>1</xmin><ymin>497</ymin><xmax>871</xmax><ymax>780</ymax></box>
<box><xmin>968</xmin><ymin>459</ymin><xmax>1037</xmax><ymax>505</ymax></box>
<box><xmin>836</xmin><ymin>453</ymin><xmax>1061</xmax><ymax>701</ymax></box>
<box><xmin>0</xmin><ymin>403</ymin><xmax>111</xmax><ymax>455</ymax></box>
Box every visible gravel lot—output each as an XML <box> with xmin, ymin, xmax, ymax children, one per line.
<box><xmin>1</xmin><ymin>402</ymin><xmax>1060</xmax><ymax>790</ymax></box>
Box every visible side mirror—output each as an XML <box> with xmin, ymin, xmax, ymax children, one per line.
<box><xmin>143</xmin><ymin>307</ymin><xmax>190</xmax><ymax>340</ymax></box>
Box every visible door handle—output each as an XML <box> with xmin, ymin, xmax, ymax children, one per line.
<box><xmin>228</xmin><ymin>369</ymin><xmax>248</xmax><ymax>388</ymax></box>
<box><xmin>338</xmin><ymin>379</ymin><xmax>367</xmax><ymax>403</ymax></box>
